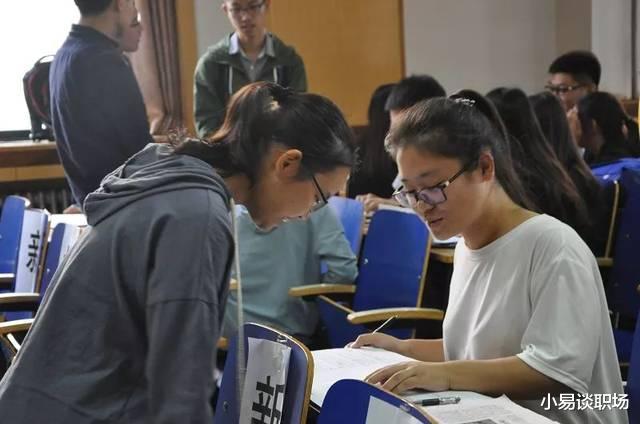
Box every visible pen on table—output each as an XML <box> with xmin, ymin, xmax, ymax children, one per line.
<box><xmin>413</xmin><ymin>396</ymin><xmax>461</xmax><ymax>407</ymax></box>
<box><xmin>372</xmin><ymin>315</ymin><xmax>398</xmax><ymax>334</ymax></box>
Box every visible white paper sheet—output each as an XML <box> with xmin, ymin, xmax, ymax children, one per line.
<box><xmin>239</xmin><ymin>338</ymin><xmax>292</xmax><ymax>423</ymax></box>
<box><xmin>14</xmin><ymin>209</ymin><xmax>48</xmax><ymax>292</ymax></box>
<box><xmin>311</xmin><ymin>347</ymin><xmax>414</xmax><ymax>406</ymax></box>
<box><xmin>365</xmin><ymin>396</ymin><xmax>425</xmax><ymax>424</ymax></box>
<box><xmin>423</xmin><ymin>395</ymin><xmax>559</xmax><ymax>424</ymax></box>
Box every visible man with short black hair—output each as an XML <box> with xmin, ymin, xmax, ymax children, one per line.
<box><xmin>385</xmin><ymin>74</ymin><xmax>446</xmax><ymax>125</ymax></box>
<box><xmin>547</xmin><ymin>50</ymin><xmax>601</xmax><ymax>111</ymax></box>
<box><xmin>194</xmin><ymin>0</ymin><xmax>307</xmax><ymax>137</ymax></box>
<box><xmin>356</xmin><ymin>75</ymin><xmax>446</xmax><ymax>213</ymax></box>
<box><xmin>51</xmin><ymin>0</ymin><xmax>152</xmax><ymax>208</ymax></box>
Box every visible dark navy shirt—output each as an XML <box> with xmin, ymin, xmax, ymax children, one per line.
<box><xmin>50</xmin><ymin>25</ymin><xmax>151</xmax><ymax>205</ymax></box>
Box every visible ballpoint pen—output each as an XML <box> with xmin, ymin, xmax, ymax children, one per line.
<box><xmin>372</xmin><ymin>315</ymin><xmax>398</xmax><ymax>333</ymax></box>
<box><xmin>413</xmin><ymin>396</ymin><xmax>461</xmax><ymax>407</ymax></box>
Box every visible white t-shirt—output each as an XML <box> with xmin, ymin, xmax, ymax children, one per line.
<box><xmin>443</xmin><ymin>214</ymin><xmax>628</xmax><ymax>424</ymax></box>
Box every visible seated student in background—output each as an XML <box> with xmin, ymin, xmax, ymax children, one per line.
<box><xmin>577</xmin><ymin>91</ymin><xmax>640</xmax><ymax>165</ymax></box>
<box><xmin>223</xmin><ymin>205</ymin><xmax>357</xmax><ymax>346</ymax></box>
<box><xmin>194</xmin><ymin>0</ymin><xmax>307</xmax><ymax>137</ymax></box>
<box><xmin>546</xmin><ymin>50</ymin><xmax>601</xmax><ymax>144</ymax></box>
<box><xmin>347</xmin><ymin>84</ymin><xmax>398</xmax><ymax>199</ymax></box>
<box><xmin>356</xmin><ymin>75</ymin><xmax>446</xmax><ymax>213</ymax></box>
<box><xmin>487</xmin><ymin>87</ymin><xmax>591</xmax><ymax>239</ymax></box>
<box><xmin>351</xmin><ymin>91</ymin><xmax>627</xmax><ymax>424</ymax></box>
<box><xmin>51</xmin><ymin>0</ymin><xmax>153</xmax><ymax>209</ymax></box>
<box><xmin>529</xmin><ymin>92</ymin><xmax>606</xmax><ymax>255</ymax></box>
<box><xmin>547</xmin><ymin>50</ymin><xmax>600</xmax><ymax>112</ymax></box>
<box><xmin>0</xmin><ymin>83</ymin><xmax>356</xmax><ymax>423</ymax></box>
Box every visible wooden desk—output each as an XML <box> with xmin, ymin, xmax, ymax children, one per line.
<box><xmin>0</xmin><ymin>140</ymin><xmax>64</xmax><ymax>183</ymax></box>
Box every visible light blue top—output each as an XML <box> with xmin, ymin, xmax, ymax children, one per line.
<box><xmin>223</xmin><ymin>205</ymin><xmax>358</xmax><ymax>339</ymax></box>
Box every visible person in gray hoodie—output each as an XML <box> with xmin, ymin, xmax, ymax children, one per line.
<box><xmin>0</xmin><ymin>82</ymin><xmax>356</xmax><ymax>423</ymax></box>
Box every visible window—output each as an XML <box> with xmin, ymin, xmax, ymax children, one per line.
<box><xmin>1</xmin><ymin>2</ymin><xmax>79</xmax><ymax>139</ymax></box>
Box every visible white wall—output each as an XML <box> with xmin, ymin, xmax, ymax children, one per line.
<box><xmin>192</xmin><ymin>0</ymin><xmax>633</xmax><ymax>97</ymax></box>
<box><xmin>194</xmin><ymin>0</ymin><xmax>233</xmax><ymax>56</ymax></box>
<box><xmin>591</xmin><ymin>0</ymin><xmax>632</xmax><ymax>96</ymax></box>
<box><xmin>403</xmin><ymin>0</ymin><xmax>556</xmax><ymax>95</ymax></box>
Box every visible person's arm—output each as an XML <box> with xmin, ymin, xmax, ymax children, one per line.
<box><xmin>144</xmin><ymin>196</ymin><xmax>233</xmax><ymax>423</ymax></box>
<box><xmin>350</xmin><ymin>333</ymin><xmax>445</xmax><ymax>362</ymax></box>
<box><xmin>356</xmin><ymin>193</ymin><xmax>401</xmax><ymax>214</ymax></box>
<box><xmin>365</xmin><ymin>356</ymin><xmax>569</xmax><ymax>399</ymax></box>
<box><xmin>286</xmin><ymin>50</ymin><xmax>307</xmax><ymax>92</ymax></box>
<box><xmin>314</xmin><ymin>208</ymin><xmax>358</xmax><ymax>284</ymax></box>
<box><xmin>194</xmin><ymin>57</ymin><xmax>226</xmax><ymax>138</ymax></box>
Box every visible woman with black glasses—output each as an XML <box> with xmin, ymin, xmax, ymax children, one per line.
<box><xmin>0</xmin><ymin>82</ymin><xmax>355</xmax><ymax>423</ymax></box>
<box><xmin>350</xmin><ymin>91</ymin><xmax>627</xmax><ymax>424</ymax></box>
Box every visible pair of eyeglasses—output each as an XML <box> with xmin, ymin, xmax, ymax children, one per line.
<box><xmin>392</xmin><ymin>165</ymin><xmax>470</xmax><ymax>208</ymax></box>
<box><xmin>227</xmin><ymin>1</ymin><xmax>265</xmax><ymax>17</ymax></box>
<box><xmin>545</xmin><ymin>84</ymin><xmax>583</xmax><ymax>95</ymax></box>
<box><xmin>309</xmin><ymin>174</ymin><xmax>329</xmax><ymax>213</ymax></box>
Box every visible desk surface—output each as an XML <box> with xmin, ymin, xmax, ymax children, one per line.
<box><xmin>1</xmin><ymin>140</ymin><xmax>63</xmax><ymax>183</ymax></box>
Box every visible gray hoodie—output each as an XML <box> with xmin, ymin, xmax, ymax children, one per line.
<box><xmin>0</xmin><ymin>143</ymin><xmax>234</xmax><ymax>423</ymax></box>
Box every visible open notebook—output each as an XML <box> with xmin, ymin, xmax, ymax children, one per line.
<box><xmin>312</xmin><ymin>347</ymin><xmax>558</xmax><ymax>423</ymax></box>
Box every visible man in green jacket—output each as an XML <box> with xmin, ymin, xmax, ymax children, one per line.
<box><xmin>194</xmin><ymin>0</ymin><xmax>307</xmax><ymax>137</ymax></box>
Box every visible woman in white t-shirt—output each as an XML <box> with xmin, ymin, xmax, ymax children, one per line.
<box><xmin>350</xmin><ymin>90</ymin><xmax>627</xmax><ymax>424</ymax></box>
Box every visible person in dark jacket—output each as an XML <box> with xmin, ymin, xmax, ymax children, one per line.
<box><xmin>51</xmin><ymin>0</ymin><xmax>152</xmax><ymax>207</ymax></box>
<box><xmin>194</xmin><ymin>0</ymin><xmax>307</xmax><ymax>137</ymax></box>
<box><xmin>0</xmin><ymin>82</ymin><xmax>356</xmax><ymax>423</ymax></box>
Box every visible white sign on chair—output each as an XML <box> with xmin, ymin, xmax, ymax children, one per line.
<box><xmin>240</xmin><ymin>337</ymin><xmax>292</xmax><ymax>423</ymax></box>
<box><xmin>14</xmin><ymin>209</ymin><xmax>49</xmax><ymax>293</ymax></box>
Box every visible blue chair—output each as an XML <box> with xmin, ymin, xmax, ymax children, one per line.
<box><xmin>627</xmin><ymin>311</ymin><xmax>640</xmax><ymax>423</ymax></box>
<box><xmin>290</xmin><ymin>209</ymin><xmax>443</xmax><ymax>348</ymax></box>
<box><xmin>328</xmin><ymin>196</ymin><xmax>365</xmax><ymax>256</ymax></box>
<box><xmin>601</xmin><ymin>169</ymin><xmax>640</xmax><ymax>364</ymax></box>
<box><xmin>318</xmin><ymin>379</ymin><xmax>432</xmax><ymax>423</ymax></box>
<box><xmin>0</xmin><ymin>223</ymin><xmax>79</xmax><ymax>319</ymax></box>
<box><xmin>215</xmin><ymin>323</ymin><xmax>314</xmax><ymax>424</ymax></box>
<box><xmin>0</xmin><ymin>196</ymin><xmax>30</xmax><ymax>290</ymax></box>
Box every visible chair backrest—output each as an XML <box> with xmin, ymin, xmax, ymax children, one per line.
<box><xmin>607</xmin><ymin>168</ymin><xmax>640</xmax><ymax>318</ymax></box>
<box><xmin>353</xmin><ymin>209</ymin><xmax>431</xmax><ymax>311</ymax></box>
<box><xmin>603</xmin><ymin>180</ymin><xmax>621</xmax><ymax>258</ymax></box>
<box><xmin>627</xmin><ymin>311</ymin><xmax>640</xmax><ymax>423</ymax></box>
<box><xmin>592</xmin><ymin>158</ymin><xmax>640</xmax><ymax>182</ymax></box>
<box><xmin>37</xmin><ymin>223</ymin><xmax>81</xmax><ymax>296</ymax></box>
<box><xmin>318</xmin><ymin>379</ymin><xmax>431</xmax><ymax>423</ymax></box>
<box><xmin>0</xmin><ymin>196</ymin><xmax>30</xmax><ymax>274</ymax></box>
<box><xmin>215</xmin><ymin>323</ymin><xmax>314</xmax><ymax>424</ymax></box>
<box><xmin>328</xmin><ymin>197</ymin><xmax>365</xmax><ymax>256</ymax></box>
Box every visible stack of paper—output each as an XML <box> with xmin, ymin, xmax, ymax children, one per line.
<box><xmin>311</xmin><ymin>347</ymin><xmax>414</xmax><ymax>406</ymax></box>
<box><xmin>422</xmin><ymin>395</ymin><xmax>559</xmax><ymax>424</ymax></box>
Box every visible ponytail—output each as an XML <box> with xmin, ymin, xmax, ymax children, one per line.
<box><xmin>174</xmin><ymin>82</ymin><xmax>356</xmax><ymax>184</ymax></box>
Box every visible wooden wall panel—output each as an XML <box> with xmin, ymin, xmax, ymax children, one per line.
<box><xmin>267</xmin><ymin>0</ymin><xmax>404</xmax><ymax>125</ymax></box>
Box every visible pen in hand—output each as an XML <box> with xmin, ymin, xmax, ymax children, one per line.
<box><xmin>372</xmin><ymin>315</ymin><xmax>398</xmax><ymax>334</ymax></box>
<box><xmin>413</xmin><ymin>396</ymin><xmax>461</xmax><ymax>407</ymax></box>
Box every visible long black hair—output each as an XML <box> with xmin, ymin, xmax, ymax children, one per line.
<box><xmin>384</xmin><ymin>89</ymin><xmax>533</xmax><ymax>210</ymax></box>
<box><xmin>174</xmin><ymin>82</ymin><xmax>356</xmax><ymax>183</ymax></box>
<box><xmin>577</xmin><ymin>91</ymin><xmax>640</xmax><ymax>164</ymax></box>
<box><xmin>487</xmin><ymin>87</ymin><xmax>589</xmax><ymax>231</ymax></box>
<box><xmin>530</xmin><ymin>91</ymin><xmax>604</xmax><ymax>249</ymax></box>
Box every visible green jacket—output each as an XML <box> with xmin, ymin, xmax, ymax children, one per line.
<box><xmin>193</xmin><ymin>33</ymin><xmax>307</xmax><ymax>137</ymax></box>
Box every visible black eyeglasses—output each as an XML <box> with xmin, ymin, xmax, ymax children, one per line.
<box><xmin>310</xmin><ymin>174</ymin><xmax>328</xmax><ymax>213</ymax></box>
<box><xmin>392</xmin><ymin>165</ymin><xmax>470</xmax><ymax>208</ymax></box>
<box><xmin>545</xmin><ymin>84</ymin><xmax>583</xmax><ymax>95</ymax></box>
<box><xmin>227</xmin><ymin>1</ymin><xmax>266</xmax><ymax>17</ymax></box>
